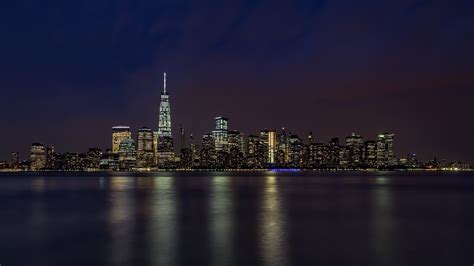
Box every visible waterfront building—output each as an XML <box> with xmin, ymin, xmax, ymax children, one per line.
<box><xmin>406</xmin><ymin>153</ymin><xmax>418</xmax><ymax>168</ymax></box>
<box><xmin>277</xmin><ymin>128</ymin><xmax>289</xmax><ymax>165</ymax></box>
<box><xmin>328</xmin><ymin>138</ymin><xmax>340</xmax><ymax>167</ymax></box>
<box><xmin>157</xmin><ymin>72</ymin><xmax>175</xmax><ymax>166</ymax></box>
<box><xmin>247</xmin><ymin>135</ymin><xmax>265</xmax><ymax>168</ymax></box>
<box><xmin>346</xmin><ymin>133</ymin><xmax>364</xmax><ymax>167</ymax></box>
<box><xmin>201</xmin><ymin>134</ymin><xmax>215</xmax><ymax>168</ymax></box>
<box><xmin>259</xmin><ymin>129</ymin><xmax>269</xmax><ymax>163</ymax></box>
<box><xmin>46</xmin><ymin>145</ymin><xmax>57</xmax><ymax>169</ymax></box>
<box><xmin>288</xmin><ymin>134</ymin><xmax>303</xmax><ymax>168</ymax></box>
<box><xmin>137</xmin><ymin>127</ymin><xmax>154</xmax><ymax>168</ymax></box>
<box><xmin>189</xmin><ymin>134</ymin><xmax>199</xmax><ymax>166</ymax></box>
<box><xmin>85</xmin><ymin>148</ymin><xmax>102</xmax><ymax>171</ymax></box>
<box><xmin>10</xmin><ymin>152</ymin><xmax>19</xmax><ymax>168</ymax></box>
<box><xmin>312</xmin><ymin>142</ymin><xmax>327</xmax><ymax>167</ymax></box>
<box><xmin>267</xmin><ymin>130</ymin><xmax>277</xmax><ymax>164</ymax></box>
<box><xmin>376</xmin><ymin>132</ymin><xmax>396</xmax><ymax>167</ymax></box>
<box><xmin>212</xmin><ymin>116</ymin><xmax>229</xmax><ymax>152</ymax></box>
<box><xmin>30</xmin><ymin>143</ymin><xmax>46</xmax><ymax>171</ymax></box>
<box><xmin>228</xmin><ymin>130</ymin><xmax>245</xmax><ymax>168</ymax></box>
<box><xmin>338</xmin><ymin>146</ymin><xmax>349</xmax><ymax>168</ymax></box>
<box><xmin>58</xmin><ymin>152</ymin><xmax>81</xmax><ymax>170</ymax></box>
<box><xmin>118</xmin><ymin>138</ymin><xmax>137</xmax><ymax>170</ymax></box>
<box><xmin>364</xmin><ymin>141</ymin><xmax>376</xmax><ymax>167</ymax></box>
<box><xmin>112</xmin><ymin>126</ymin><xmax>131</xmax><ymax>153</ymax></box>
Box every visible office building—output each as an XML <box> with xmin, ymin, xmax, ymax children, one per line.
<box><xmin>364</xmin><ymin>141</ymin><xmax>376</xmax><ymax>167</ymax></box>
<box><xmin>157</xmin><ymin>73</ymin><xmax>175</xmax><ymax>166</ymax></box>
<box><xmin>137</xmin><ymin>127</ymin><xmax>154</xmax><ymax>168</ymax></box>
<box><xmin>213</xmin><ymin>116</ymin><xmax>229</xmax><ymax>152</ymax></box>
<box><xmin>112</xmin><ymin>126</ymin><xmax>131</xmax><ymax>153</ymax></box>
<box><xmin>118</xmin><ymin>138</ymin><xmax>137</xmax><ymax>170</ymax></box>
<box><xmin>268</xmin><ymin>129</ymin><xmax>277</xmax><ymax>164</ymax></box>
<box><xmin>345</xmin><ymin>133</ymin><xmax>364</xmax><ymax>166</ymax></box>
<box><xmin>376</xmin><ymin>132</ymin><xmax>396</xmax><ymax>167</ymax></box>
<box><xmin>30</xmin><ymin>143</ymin><xmax>46</xmax><ymax>171</ymax></box>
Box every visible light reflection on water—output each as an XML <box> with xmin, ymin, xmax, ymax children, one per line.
<box><xmin>149</xmin><ymin>176</ymin><xmax>177</xmax><ymax>266</ymax></box>
<box><xmin>1</xmin><ymin>172</ymin><xmax>474</xmax><ymax>266</ymax></box>
<box><xmin>108</xmin><ymin>176</ymin><xmax>135</xmax><ymax>266</ymax></box>
<box><xmin>372</xmin><ymin>175</ymin><xmax>397</xmax><ymax>265</ymax></box>
<box><xmin>260</xmin><ymin>174</ymin><xmax>287</xmax><ymax>266</ymax></box>
<box><xmin>210</xmin><ymin>175</ymin><xmax>234</xmax><ymax>266</ymax></box>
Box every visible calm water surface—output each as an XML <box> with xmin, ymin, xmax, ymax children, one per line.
<box><xmin>0</xmin><ymin>171</ymin><xmax>473</xmax><ymax>266</ymax></box>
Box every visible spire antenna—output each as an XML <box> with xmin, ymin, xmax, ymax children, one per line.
<box><xmin>163</xmin><ymin>72</ymin><xmax>167</xmax><ymax>94</ymax></box>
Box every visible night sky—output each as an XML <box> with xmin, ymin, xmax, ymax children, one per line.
<box><xmin>1</xmin><ymin>0</ymin><xmax>473</xmax><ymax>163</ymax></box>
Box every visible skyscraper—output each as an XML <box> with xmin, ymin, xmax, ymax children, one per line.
<box><xmin>118</xmin><ymin>138</ymin><xmax>137</xmax><ymax>170</ymax></box>
<box><xmin>268</xmin><ymin>129</ymin><xmax>277</xmax><ymax>164</ymax></box>
<box><xmin>137</xmin><ymin>127</ymin><xmax>154</xmax><ymax>168</ymax></box>
<box><xmin>112</xmin><ymin>126</ymin><xmax>131</xmax><ymax>153</ymax></box>
<box><xmin>189</xmin><ymin>133</ymin><xmax>199</xmax><ymax>165</ymax></box>
<box><xmin>364</xmin><ymin>140</ymin><xmax>376</xmax><ymax>167</ymax></box>
<box><xmin>157</xmin><ymin>72</ymin><xmax>175</xmax><ymax>166</ymax></box>
<box><xmin>247</xmin><ymin>135</ymin><xmax>265</xmax><ymax>168</ymax></box>
<box><xmin>30</xmin><ymin>143</ymin><xmax>46</xmax><ymax>171</ymax></box>
<box><xmin>201</xmin><ymin>134</ymin><xmax>216</xmax><ymax>168</ymax></box>
<box><xmin>277</xmin><ymin>128</ymin><xmax>289</xmax><ymax>165</ymax></box>
<box><xmin>260</xmin><ymin>129</ymin><xmax>269</xmax><ymax>163</ymax></box>
<box><xmin>46</xmin><ymin>145</ymin><xmax>56</xmax><ymax>169</ymax></box>
<box><xmin>288</xmin><ymin>134</ymin><xmax>303</xmax><ymax>167</ymax></box>
<box><xmin>376</xmin><ymin>132</ymin><xmax>396</xmax><ymax>167</ymax></box>
<box><xmin>213</xmin><ymin>116</ymin><xmax>229</xmax><ymax>152</ymax></box>
<box><xmin>345</xmin><ymin>133</ymin><xmax>364</xmax><ymax>166</ymax></box>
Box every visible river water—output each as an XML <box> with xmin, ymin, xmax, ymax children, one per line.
<box><xmin>0</xmin><ymin>171</ymin><xmax>473</xmax><ymax>266</ymax></box>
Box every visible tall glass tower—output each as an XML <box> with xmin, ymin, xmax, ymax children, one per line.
<box><xmin>157</xmin><ymin>72</ymin><xmax>175</xmax><ymax>166</ymax></box>
<box><xmin>158</xmin><ymin>72</ymin><xmax>172</xmax><ymax>137</ymax></box>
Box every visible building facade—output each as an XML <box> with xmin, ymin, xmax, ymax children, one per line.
<box><xmin>112</xmin><ymin>126</ymin><xmax>131</xmax><ymax>153</ymax></box>
<box><xmin>30</xmin><ymin>143</ymin><xmax>46</xmax><ymax>170</ymax></box>
<box><xmin>157</xmin><ymin>72</ymin><xmax>175</xmax><ymax>166</ymax></box>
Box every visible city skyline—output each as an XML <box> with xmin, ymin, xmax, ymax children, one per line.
<box><xmin>1</xmin><ymin>73</ymin><xmax>470</xmax><ymax>171</ymax></box>
<box><xmin>1</xmin><ymin>71</ymin><xmax>471</xmax><ymax>166</ymax></box>
<box><xmin>1</xmin><ymin>1</ymin><xmax>473</xmax><ymax>165</ymax></box>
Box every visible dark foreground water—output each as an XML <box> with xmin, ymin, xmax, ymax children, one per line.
<box><xmin>0</xmin><ymin>171</ymin><xmax>473</xmax><ymax>266</ymax></box>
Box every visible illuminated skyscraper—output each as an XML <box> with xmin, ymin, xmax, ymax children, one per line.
<box><xmin>201</xmin><ymin>134</ymin><xmax>216</xmax><ymax>168</ymax></box>
<box><xmin>364</xmin><ymin>140</ymin><xmax>376</xmax><ymax>167</ymax></box>
<box><xmin>189</xmin><ymin>133</ymin><xmax>199</xmax><ymax>164</ymax></box>
<box><xmin>288</xmin><ymin>134</ymin><xmax>303</xmax><ymax>167</ymax></box>
<box><xmin>46</xmin><ymin>145</ymin><xmax>57</xmax><ymax>169</ymax></box>
<box><xmin>260</xmin><ymin>129</ymin><xmax>269</xmax><ymax>161</ymax></box>
<box><xmin>228</xmin><ymin>130</ymin><xmax>245</xmax><ymax>168</ymax></box>
<box><xmin>118</xmin><ymin>138</ymin><xmax>137</xmax><ymax>170</ymax></box>
<box><xmin>268</xmin><ymin>129</ymin><xmax>277</xmax><ymax>164</ymax></box>
<box><xmin>137</xmin><ymin>127</ymin><xmax>154</xmax><ymax>168</ymax></box>
<box><xmin>345</xmin><ymin>133</ymin><xmax>364</xmax><ymax>166</ymax></box>
<box><xmin>212</xmin><ymin>116</ymin><xmax>228</xmax><ymax>152</ymax></box>
<box><xmin>157</xmin><ymin>72</ymin><xmax>175</xmax><ymax>166</ymax></box>
<box><xmin>277</xmin><ymin>128</ymin><xmax>289</xmax><ymax>165</ymax></box>
<box><xmin>30</xmin><ymin>143</ymin><xmax>46</xmax><ymax>171</ymax></box>
<box><xmin>247</xmin><ymin>135</ymin><xmax>265</xmax><ymax>168</ymax></box>
<box><xmin>112</xmin><ymin>126</ymin><xmax>131</xmax><ymax>153</ymax></box>
<box><xmin>376</xmin><ymin>132</ymin><xmax>396</xmax><ymax>167</ymax></box>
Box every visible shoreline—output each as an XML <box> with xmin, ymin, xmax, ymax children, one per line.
<box><xmin>0</xmin><ymin>168</ymin><xmax>472</xmax><ymax>174</ymax></box>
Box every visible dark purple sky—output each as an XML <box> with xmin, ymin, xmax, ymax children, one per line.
<box><xmin>1</xmin><ymin>0</ymin><xmax>473</xmax><ymax>163</ymax></box>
